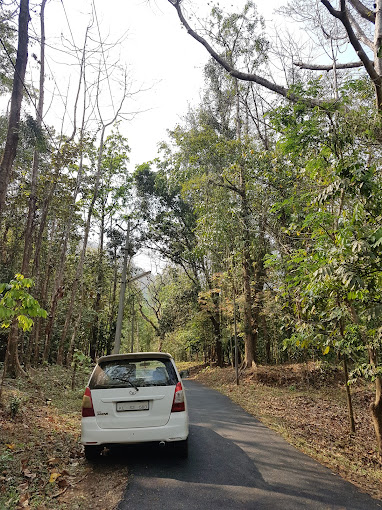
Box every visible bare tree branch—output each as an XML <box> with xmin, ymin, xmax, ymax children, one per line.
<box><xmin>167</xmin><ymin>0</ymin><xmax>326</xmax><ymax>107</ymax></box>
<box><xmin>347</xmin><ymin>9</ymin><xmax>374</xmax><ymax>50</ymax></box>
<box><xmin>294</xmin><ymin>60</ymin><xmax>364</xmax><ymax>70</ymax></box>
<box><xmin>348</xmin><ymin>0</ymin><xmax>376</xmax><ymax>23</ymax></box>
<box><xmin>320</xmin><ymin>0</ymin><xmax>382</xmax><ymax>108</ymax></box>
<box><xmin>139</xmin><ymin>302</ymin><xmax>160</xmax><ymax>335</ymax></box>
<box><xmin>320</xmin><ymin>0</ymin><xmax>343</xmax><ymax>19</ymax></box>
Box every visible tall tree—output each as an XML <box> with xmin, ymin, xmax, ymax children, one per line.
<box><xmin>21</xmin><ymin>0</ymin><xmax>47</xmax><ymax>276</ymax></box>
<box><xmin>0</xmin><ymin>0</ymin><xmax>30</xmax><ymax>213</ymax></box>
<box><xmin>167</xmin><ymin>0</ymin><xmax>382</xmax><ymax>110</ymax></box>
<box><xmin>88</xmin><ymin>131</ymin><xmax>131</xmax><ymax>361</ymax></box>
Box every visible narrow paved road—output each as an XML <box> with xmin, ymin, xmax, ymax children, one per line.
<box><xmin>116</xmin><ymin>380</ymin><xmax>381</xmax><ymax>510</ymax></box>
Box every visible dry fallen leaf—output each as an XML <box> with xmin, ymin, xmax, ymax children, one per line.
<box><xmin>23</xmin><ymin>469</ymin><xmax>36</xmax><ymax>480</ymax></box>
<box><xmin>49</xmin><ymin>472</ymin><xmax>61</xmax><ymax>483</ymax></box>
<box><xmin>48</xmin><ymin>457</ymin><xmax>60</xmax><ymax>466</ymax></box>
<box><xmin>20</xmin><ymin>458</ymin><xmax>28</xmax><ymax>470</ymax></box>
<box><xmin>18</xmin><ymin>482</ymin><xmax>29</xmax><ymax>492</ymax></box>
<box><xmin>18</xmin><ymin>492</ymin><xmax>30</xmax><ymax>507</ymax></box>
<box><xmin>5</xmin><ymin>443</ymin><xmax>15</xmax><ymax>450</ymax></box>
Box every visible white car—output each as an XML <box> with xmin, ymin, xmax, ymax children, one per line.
<box><xmin>81</xmin><ymin>352</ymin><xmax>189</xmax><ymax>460</ymax></box>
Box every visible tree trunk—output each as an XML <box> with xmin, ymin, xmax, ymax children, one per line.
<box><xmin>263</xmin><ymin>314</ymin><xmax>271</xmax><ymax>364</ymax></box>
<box><xmin>107</xmin><ymin>242</ymin><xmax>119</xmax><ymax>354</ymax></box>
<box><xmin>240</xmin><ymin>171</ymin><xmax>256</xmax><ymax>368</ymax></box>
<box><xmin>369</xmin><ymin>348</ymin><xmax>382</xmax><ymax>459</ymax></box>
<box><xmin>57</xmin><ymin>125</ymin><xmax>107</xmax><ymax>364</ymax></box>
<box><xmin>242</xmin><ymin>252</ymin><xmax>256</xmax><ymax>367</ymax></box>
<box><xmin>42</xmin><ymin>285</ymin><xmax>64</xmax><ymax>362</ymax></box>
<box><xmin>35</xmin><ymin>31</ymin><xmax>90</xmax><ymax>362</ymax></box>
<box><xmin>32</xmin><ymin>170</ymin><xmax>59</xmax><ymax>277</ymax></box>
<box><xmin>55</xmin><ymin>225</ymin><xmax>88</xmax><ymax>364</ymax></box>
<box><xmin>343</xmin><ymin>355</ymin><xmax>356</xmax><ymax>434</ymax></box>
<box><xmin>66</xmin><ymin>309</ymin><xmax>83</xmax><ymax>366</ymax></box>
<box><xmin>209</xmin><ymin>312</ymin><xmax>223</xmax><ymax>367</ymax></box>
<box><xmin>42</xmin><ymin>147</ymin><xmax>86</xmax><ymax>364</ymax></box>
<box><xmin>27</xmin><ymin>219</ymin><xmax>56</xmax><ymax>367</ymax></box>
<box><xmin>375</xmin><ymin>1</ymin><xmax>382</xmax><ymax>76</ymax></box>
<box><xmin>34</xmin><ymin>167</ymin><xmax>68</xmax><ymax>363</ymax></box>
<box><xmin>20</xmin><ymin>0</ymin><xmax>47</xmax><ymax>372</ymax></box>
<box><xmin>347</xmin><ymin>303</ymin><xmax>382</xmax><ymax>456</ymax></box>
<box><xmin>24</xmin><ymin>330</ymin><xmax>33</xmax><ymax>371</ymax></box>
<box><xmin>158</xmin><ymin>335</ymin><xmax>164</xmax><ymax>352</ymax></box>
<box><xmin>0</xmin><ymin>0</ymin><xmax>30</xmax><ymax>213</ymax></box>
<box><xmin>371</xmin><ymin>379</ymin><xmax>382</xmax><ymax>459</ymax></box>
<box><xmin>4</xmin><ymin>320</ymin><xmax>26</xmax><ymax>378</ymax></box>
<box><xmin>32</xmin><ymin>26</ymin><xmax>89</xmax><ymax>278</ymax></box>
<box><xmin>374</xmin><ymin>0</ymin><xmax>382</xmax><ymax>110</ymax></box>
<box><xmin>130</xmin><ymin>294</ymin><xmax>135</xmax><ymax>353</ymax></box>
<box><xmin>31</xmin><ymin>317</ymin><xmax>42</xmax><ymax>367</ymax></box>
<box><xmin>71</xmin><ymin>359</ymin><xmax>78</xmax><ymax>391</ymax></box>
<box><xmin>1</xmin><ymin>224</ymin><xmax>9</xmax><ymax>264</ymax></box>
<box><xmin>21</xmin><ymin>0</ymin><xmax>46</xmax><ymax>276</ymax></box>
<box><xmin>89</xmin><ymin>199</ymin><xmax>105</xmax><ymax>360</ymax></box>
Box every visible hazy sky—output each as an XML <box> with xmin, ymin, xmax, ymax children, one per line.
<box><xmin>36</xmin><ymin>0</ymin><xmax>287</xmax><ymax>166</ymax></box>
<box><xmin>26</xmin><ymin>0</ymin><xmax>287</xmax><ymax>271</ymax></box>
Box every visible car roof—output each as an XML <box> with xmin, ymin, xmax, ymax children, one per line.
<box><xmin>97</xmin><ymin>352</ymin><xmax>174</xmax><ymax>364</ymax></box>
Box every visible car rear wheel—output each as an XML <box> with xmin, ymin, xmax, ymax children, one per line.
<box><xmin>84</xmin><ymin>445</ymin><xmax>102</xmax><ymax>461</ymax></box>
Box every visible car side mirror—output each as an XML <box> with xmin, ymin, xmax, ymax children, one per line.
<box><xmin>179</xmin><ymin>370</ymin><xmax>189</xmax><ymax>379</ymax></box>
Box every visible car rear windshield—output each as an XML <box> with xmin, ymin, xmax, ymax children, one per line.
<box><xmin>89</xmin><ymin>358</ymin><xmax>178</xmax><ymax>389</ymax></box>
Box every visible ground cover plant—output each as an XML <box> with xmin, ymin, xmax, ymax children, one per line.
<box><xmin>0</xmin><ymin>365</ymin><xmax>128</xmax><ymax>509</ymax></box>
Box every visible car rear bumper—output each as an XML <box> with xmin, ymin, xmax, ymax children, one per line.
<box><xmin>81</xmin><ymin>412</ymin><xmax>189</xmax><ymax>445</ymax></box>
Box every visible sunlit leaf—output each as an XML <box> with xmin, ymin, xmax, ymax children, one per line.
<box><xmin>49</xmin><ymin>471</ymin><xmax>61</xmax><ymax>483</ymax></box>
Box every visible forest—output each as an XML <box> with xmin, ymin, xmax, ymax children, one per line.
<box><xmin>0</xmin><ymin>0</ymin><xmax>382</xmax><ymax>465</ymax></box>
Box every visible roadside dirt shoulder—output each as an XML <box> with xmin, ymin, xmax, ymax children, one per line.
<box><xmin>0</xmin><ymin>366</ymin><xmax>128</xmax><ymax>509</ymax></box>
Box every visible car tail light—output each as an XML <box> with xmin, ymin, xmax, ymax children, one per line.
<box><xmin>82</xmin><ymin>387</ymin><xmax>95</xmax><ymax>417</ymax></box>
<box><xmin>171</xmin><ymin>381</ymin><xmax>185</xmax><ymax>412</ymax></box>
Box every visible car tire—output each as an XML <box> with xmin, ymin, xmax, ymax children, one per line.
<box><xmin>174</xmin><ymin>438</ymin><xmax>188</xmax><ymax>459</ymax></box>
<box><xmin>84</xmin><ymin>445</ymin><xmax>102</xmax><ymax>461</ymax></box>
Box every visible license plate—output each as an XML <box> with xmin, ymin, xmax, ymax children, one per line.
<box><xmin>116</xmin><ymin>401</ymin><xmax>149</xmax><ymax>412</ymax></box>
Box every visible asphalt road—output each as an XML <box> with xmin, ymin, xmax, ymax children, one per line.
<box><xmin>116</xmin><ymin>379</ymin><xmax>382</xmax><ymax>510</ymax></box>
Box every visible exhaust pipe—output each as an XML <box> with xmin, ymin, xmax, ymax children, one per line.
<box><xmin>159</xmin><ymin>441</ymin><xmax>166</xmax><ymax>447</ymax></box>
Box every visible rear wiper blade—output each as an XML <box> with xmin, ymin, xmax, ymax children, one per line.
<box><xmin>111</xmin><ymin>376</ymin><xmax>139</xmax><ymax>391</ymax></box>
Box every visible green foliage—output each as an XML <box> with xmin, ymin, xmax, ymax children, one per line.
<box><xmin>134</xmin><ymin>161</ymin><xmax>202</xmax><ymax>272</ymax></box>
<box><xmin>0</xmin><ymin>9</ymin><xmax>17</xmax><ymax>94</ymax></box>
<box><xmin>0</xmin><ymin>0</ymin><xmax>381</xmax><ymax>389</ymax></box>
<box><xmin>263</xmin><ymin>76</ymin><xmax>382</xmax><ymax>377</ymax></box>
<box><xmin>9</xmin><ymin>395</ymin><xmax>21</xmax><ymax>418</ymax></box>
<box><xmin>0</xmin><ymin>274</ymin><xmax>47</xmax><ymax>332</ymax></box>
<box><xmin>71</xmin><ymin>349</ymin><xmax>91</xmax><ymax>369</ymax></box>
<box><xmin>0</xmin><ymin>449</ymin><xmax>14</xmax><ymax>473</ymax></box>
<box><xmin>20</xmin><ymin>115</ymin><xmax>49</xmax><ymax>152</ymax></box>
<box><xmin>208</xmin><ymin>1</ymin><xmax>268</xmax><ymax>69</ymax></box>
